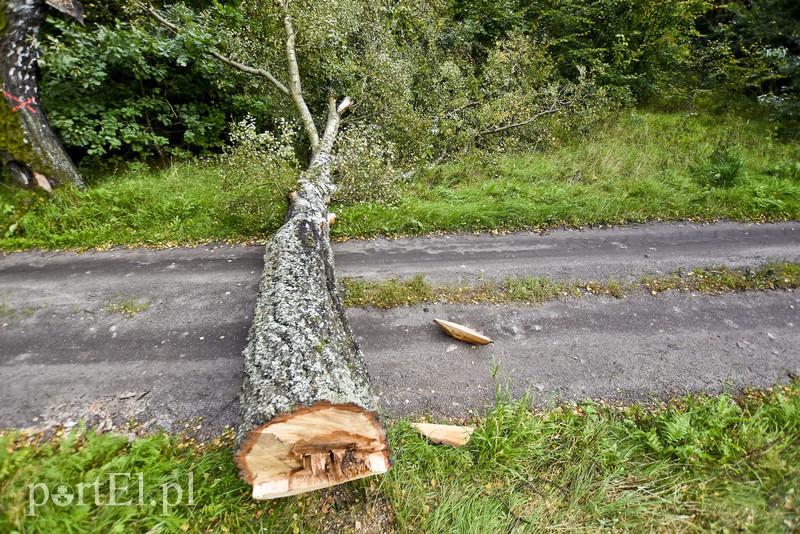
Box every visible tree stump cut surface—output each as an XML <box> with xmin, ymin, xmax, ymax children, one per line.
<box><xmin>236</xmin><ymin>402</ymin><xmax>390</xmax><ymax>500</ymax></box>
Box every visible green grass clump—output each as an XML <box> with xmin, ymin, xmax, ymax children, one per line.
<box><xmin>342</xmin><ymin>262</ymin><xmax>800</xmax><ymax>309</ymax></box>
<box><xmin>2</xmin><ymin>110</ymin><xmax>799</xmax><ymax>251</ymax></box>
<box><xmin>2</xmin><ymin>382</ymin><xmax>799</xmax><ymax>532</ymax></box>
<box><xmin>0</xmin><ymin>298</ymin><xmax>15</xmax><ymax>318</ymax></box>
<box><xmin>645</xmin><ymin>263</ymin><xmax>800</xmax><ymax>294</ymax></box>
<box><xmin>694</xmin><ymin>144</ymin><xmax>746</xmax><ymax>188</ymax></box>
<box><xmin>103</xmin><ymin>293</ymin><xmax>156</xmax><ymax>318</ymax></box>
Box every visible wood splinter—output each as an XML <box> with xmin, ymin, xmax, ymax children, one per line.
<box><xmin>433</xmin><ymin>318</ymin><xmax>493</xmax><ymax>345</ymax></box>
<box><xmin>411</xmin><ymin>423</ymin><xmax>475</xmax><ymax>447</ymax></box>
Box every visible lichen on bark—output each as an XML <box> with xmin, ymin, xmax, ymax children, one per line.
<box><xmin>0</xmin><ymin>91</ymin><xmax>37</xmax><ymax>165</ymax></box>
<box><xmin>236</xmin><ymin>160</ymin><xmax>378</xmax><ymax>448</ymax></box>
<box><xmin>0</xmin><ymin>1</ymin><xmax>33</xmax><ymax>167</ymax></box>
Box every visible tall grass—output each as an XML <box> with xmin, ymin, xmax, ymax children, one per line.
<box><xmin>1</xmin><ymin>111</ymin><xmax>799</xmax><ymax>251</ymax></box>
<box><xmin>0</xmin><ymin>162</ymin><xmax>288</xmax><ymax>251</ymax></box>
<box><xmin>2</xmin><ymin>382</ymin><xmax>799</xmax><ymax>532</ymax></box>
<box><xmin>335</xmin><ymin>111</ymin><xmax>800</xmax><ymax>238</ymax></box>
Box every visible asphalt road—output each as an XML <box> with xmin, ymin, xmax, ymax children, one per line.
<box><xmin>0</xmin><ymin>221</ymin><xmax>798</xmax><ymax>434</ymax></box>
<box><xmin>335</xmin><ymin>221</ymin><xmax>800</xmax><ymax>283</ymax></box>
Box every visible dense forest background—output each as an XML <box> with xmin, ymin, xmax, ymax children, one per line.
<box><xmin>34</xmin><ymin>0</ymin><xmax>799</xmax><ymax>169</ymax></box>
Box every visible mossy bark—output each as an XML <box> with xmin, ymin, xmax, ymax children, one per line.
<box><xmin>0</xmin><ymin>0</ymin><xmax>84</xmax><ymax>189</ymax></box>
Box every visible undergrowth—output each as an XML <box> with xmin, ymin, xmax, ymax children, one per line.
<box><xmin>1</xmin><ymin>111</ymin><xmax>799</xmax><ymax>251</ymax></box>
<box><xmin>2</xmin><ymin>382</ymin><xmax>799</xmax><ymax>532</ymax></box>
<box><xmin>333</xmin><ymin>111</ymin><xmax>800</xmax><ymax>239</ymax></box>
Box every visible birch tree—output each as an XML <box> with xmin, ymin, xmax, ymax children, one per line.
<box><xmin>143</xmin><ymin>0</ymin><xmax>390</xmax><ymax>499</ymax></box>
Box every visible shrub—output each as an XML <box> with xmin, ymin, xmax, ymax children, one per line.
<box><xmin>695</xmin><ymin>143</ymin><xmax>745</xmax><ymax>188</ymax></box>
<box><xmin>215</xmin><ymin>116</ymin><xmax>299</xmax><ymax>233</ymax></box>
<box><xmin>332</xmin><ymin>125</ymin><xmax>407</xmax><ymax>206</ymax></box>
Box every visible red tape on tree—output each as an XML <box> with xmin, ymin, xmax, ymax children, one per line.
<box><xmin>3</xmin><ymin>91</ymin><xmax>38</xmax><ymax>114</ymax></box>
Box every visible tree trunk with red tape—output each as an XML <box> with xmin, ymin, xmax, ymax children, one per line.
<box><xmin>1</xmin><ymin>0</ymin><xmax>85</xmax><ymax>189</ymax></box>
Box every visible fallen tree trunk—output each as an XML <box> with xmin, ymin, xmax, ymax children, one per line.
<box><xmin>141</xmin><ymin>2</ymin><xmax>391</xmax><ymax>498</ymax></box>
<box><xmin>233</xmin><ymin>97</ymin><xmax>390</xmax><ymax>500</ymax></box>
<box><xmin>0</xmin><ymin>0</ymin><xmax>85</xmax><ymax>189</ymax></box>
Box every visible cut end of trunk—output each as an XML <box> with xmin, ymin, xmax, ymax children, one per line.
<box><xmin>411</xmin><ymin>423</ymin><xmax>475</xmax><ymax>447</ymax></box>
<box><xmin>433</xmin><ymin>318</ymin><xmax>494</xmax><ymax>345</ymax></box>
<box><xmin>235</xmin><ymin>402</ymin><xmax>391</xmax><ymax>500</ymax></box>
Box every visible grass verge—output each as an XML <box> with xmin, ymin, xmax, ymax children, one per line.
<box><xmin>1</xmin><ymin>111</ymin><xmax>799</xmax><ymax>251</ymax></box>
<box><xmin>0</xmin><ymin>163</ymin><xmax>288</xmax><ymax>252</ymax></box>
<box><xmin>333</xmin><ymin>111</ymin><xmax>800</xmax><ymax>238</ymax></box>
<box><xmin>342</xmin><ymin>262</ymin><xmax>800</xmax><ymax>309</ymax></box>
<box><xmin>2</xmin><ymin>381</ymin><xmax>799</xmax><ymax>532</ymax></box>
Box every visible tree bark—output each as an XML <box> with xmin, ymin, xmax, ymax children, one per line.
<box><xmin>234</xmin><ymin>94</ymin><xmax>389</xmax><ymax>499</ymax></box>
<box><xmin>1</xmin><ymin>0</ymin><xmax>85</xmax><ymax>189</ymax></box>
<box><xmin>140</xmin><ymin>3</ymin><xmax>389</xmax><ymax>499</ymax></box>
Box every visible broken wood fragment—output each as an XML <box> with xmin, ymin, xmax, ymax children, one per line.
<box><xmin>433</xmin><ymin>318</ymin><xmax>493</xmax><ymax>345</ymax></box>
<box><xmin>33</xmin><ymin>171</ymin><xmax>52</xmax><ymax>192</ymax></box>
<box><xmin>45</xmin><ymin>0</ymin><xmax>84</xmax><ymax>24</ymax></box>
<box><xmin>411</xmin><ymin>423</ymin><xmax>475</xmax><ymax>447</ymax></box>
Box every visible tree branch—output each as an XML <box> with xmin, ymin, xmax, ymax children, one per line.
<box><xmin>337</xmin><ymin>96</ymin><xmax>353</xmax><ymax>115</ymax></box>
<box><xmin>284</xmin><ymin>13</ymin><xmax>320</xmax><ymax>151</ymax></box>
<box><xmin>478</xmin><ymin>104</ymin><xmax>559</xmax><ymax>136</ymax></box>
<box><xmin>137</xmin><ymin>1</ymin><xmax>290</xmax><ymax>97</ymax></box>
<box><xmin>311</xmin><ymin>93</ymin><xmax>351</xmax><ymax>167</ymax></box>
<box><xmin>140</xmin><ymin>1</ymin><xmax>354</xmax><ymax>164</ymax></box>
<box><xmin>206</xmin><ymin>49</ymin><xmax>290</xmax><ymax>97</ymax></box>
